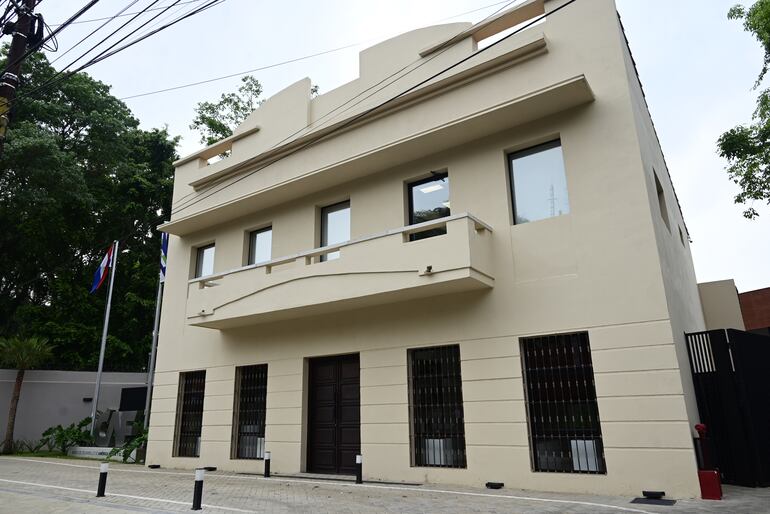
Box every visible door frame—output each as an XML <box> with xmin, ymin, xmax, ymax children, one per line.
<box><xmin>304</xmin><ymin>352</ymin><xmax>361</xmax><ymax>474</ymax></box>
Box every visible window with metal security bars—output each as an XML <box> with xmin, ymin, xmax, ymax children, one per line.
<box><xmin>408</xmin><ymin>345</ymin><xmax>467</xmax><ymax>468</ymax></box>
<box><xmin>520</xmin><ymin>332</ymin><xmax>606</xmax><ymax>474</ymax></box>
<box><xmin>173</xmin><ymin>370</ymin><xmax>206</xmax><ymax>458</ymax></box>
<box><xmin>231</xmin><ymin>364</ymin><xmax>268</xmax><ymax>459</ymax></box>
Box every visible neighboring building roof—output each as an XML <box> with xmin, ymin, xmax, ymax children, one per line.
<box><xmin>739</xmin><ymin>286</ymin><xmax>770</xmax><ymax>331</ymax></box>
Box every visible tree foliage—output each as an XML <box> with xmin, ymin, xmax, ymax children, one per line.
<box><xmin>190</xmin><ymin>75</ymin><xmax>319</xmax><ymax>146</ymax></box>
<box><xmin>190</xmin><ymin>75</ymin><xmax>264</xmax><ymax>146</ymax></box>
<box><xmin>0</xmin><ymin>336</ymin><xmax>53</xmax><ymax>370</ymax></box>
<box><xmin>0</xmin><ymin>336</ymin><xmax>53</xmax><ymax>452</ymax></box>
<box><xmin>0</xmin><ymin>48</ymin><xmax>178</xmax><ymax>371</ymax></box>
<box><xmin>718</xmin><ymin>1</ymin><xmax>770</xmax><ymax>218</ymax></box>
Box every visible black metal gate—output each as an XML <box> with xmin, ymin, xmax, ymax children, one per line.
<box><xmin>685</xmin><ymin>329</ymin><xmax>770</xmax><ymax>487</ymax></box>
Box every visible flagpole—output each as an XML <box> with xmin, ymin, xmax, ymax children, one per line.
<box><xmin>143</xmin><ymin>277</ymin><xmax>163</xmax><ymax>430</ymax></box>
<box><xmin>90</xmin><ymin>240</ymin><xmax>119</xmax><ymax>436</ymax></box>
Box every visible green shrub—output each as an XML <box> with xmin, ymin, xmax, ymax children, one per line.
<box><xmin>108</xmin><ymin>420</ymin><xmax>147</xmax><ymax>463</ymax></box>
<box><xmin>15</xmin><ymin>438</ymin><xmax>47</xmax><ymax>453</ymax></box>
<box><xmin>42</xmin><ymin>417</ymin><xmax>94</xmax><ymax>455</ymax></box>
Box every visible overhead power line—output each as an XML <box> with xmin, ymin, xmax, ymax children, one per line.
<box><xmin>12</xmin><ymin>0</ymin><xmax>522</xmax><ymax>289</ymax></box>
<box><xmin>50</xmin><ymin>0</ymin><xmax>141</xmax><ymax>65</ymax></box>
<box><xmin>119</xmin><ymin>0</ymin><xmax>516</xmax><ymax>101</ymax></box>
<box><xmin>86</xmin><ymin>0</ymin><xmax>224</xmax><ymax>67</ymax></box>
<box><xmin>120</xmin><ymin>42</ymin><xmax>362</xmax><ymax>100</ymax></box>
<box><xmin>18</xmin><ymin>0</ymin><xmax>168</xmax><ymax>100</ymax></box>
<box><xmin>0</xmin><ymin>0</ymin><xmax>101</xmax><ymax>79</ymax></box>
<box><xmin>0</xmin><ymin>1</ymin><xmax>14</xmax><ymax>28</ymax></box>
<box><xmin>48</xmin><ymin>0</ymin><xmax>204</xmax><ymax>27</ymax></box>
<box><xmin>0</xmin><ymin>0</ymin><xmax>99</xmax><ymax>153</ymax></box>
<box><xmin>11</xmin><ymin>0</ymin><xmax>225</xmax><ymax>108</ymax></box>
<box><xmin>171</xmin><ymin>0</ymin><xmax>574</xmax><ymax>216</ymax></box>
<box><xmin>170</xmin><ymin>0</ymin><xmax>520</xmax><ymax>209</ymax></box>
<box><xmin>11</xmin><ymin>0</ymin><xmax>555</xmax><ymax>290</ymax></box>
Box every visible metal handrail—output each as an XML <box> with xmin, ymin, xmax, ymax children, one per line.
<box><xmin>189</xmin><ymin>212</ymin><xmax>492</xmax><ymax>286</ymax></box>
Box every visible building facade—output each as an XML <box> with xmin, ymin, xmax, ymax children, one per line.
<box><xmin>698</xmin><ymin>279</ymin><xmax>746</xmax><ymax>331</ymax></box>
<box><xmin>698</xmin><ymin>279</ymin><xmax>770</xmax><ymax>335</ymax></box>
<box><xmin>147</xmin><ymin>0</ymin><xmax>706</xmax><ymax>497</ymax></box>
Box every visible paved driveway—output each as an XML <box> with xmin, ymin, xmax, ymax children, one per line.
<box><xmin>0</xmin><ymin>456</ymin><xmax>767</xmax><ymax>513</ymax></box>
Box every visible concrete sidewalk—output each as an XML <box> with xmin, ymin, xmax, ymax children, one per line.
<box><xmin>0</xmin><ymin>456</ymin><xmax>767</xmax><ymax>513</ymax></box>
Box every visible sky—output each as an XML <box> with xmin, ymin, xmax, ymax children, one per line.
<box><xmin>39</xmin><ymin>0</ymin><xmax>770</xmax><ymax>292</ymax></box>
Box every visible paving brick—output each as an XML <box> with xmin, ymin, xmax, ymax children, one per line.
<box><xmin>0</xmin><ymin>456</ymin><xmax>767</xmax><ymax>513</ymax></box>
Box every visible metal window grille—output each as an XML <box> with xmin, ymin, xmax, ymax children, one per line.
<box><xmin>174</xmin><ymin>370</ymin><xmax>206</xmax><ymax>457</ymax></box>
<box><xmin>231</xmin><ymin>364</ymin><xmax>268</xmax><ymax>459</ymax></box>
<box><xmin>408</xmin><ymin>344</ymin><xmax>467</xmax><ymax>468</ymax></box>
<box><xmin>520</xmin><ymin>332</ymin><xmax>606</xmax><ymax>474</ymax></box>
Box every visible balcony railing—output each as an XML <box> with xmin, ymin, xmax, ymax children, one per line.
<box><xmin>186</xmin><ymin>213</ymin><xmax>494</xmax><ymax>329</ymax></box>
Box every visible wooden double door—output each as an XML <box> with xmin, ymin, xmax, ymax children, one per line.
<box><xmin>307</xmin><ymin>353</ymin><xmax>360</xmax><ymax>474</ymax></box>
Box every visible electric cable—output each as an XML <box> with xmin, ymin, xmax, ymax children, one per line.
<box><xmin>10</xmin><ymin>0</ymin><xmax>577</xmax><ymax>292</ymax></box>
<box><xmin>119</xmin><ymin>0</ymin><xmax>516</xmax><ymax>101</ymax></box>
<box><xmin>12</xmin><ymin>0</ymin><xmax>223</xmax><ymax>106</ymax></box>
<box><xmin>172</xmin><ymin>0</ymin><xmax>565</xmax><ymax>216</ymax></box>
<box><xmin>48</xmin><ymin>0</ymin><xmax>204</xmax><ymax>27</ymax></box>
<box><xmin>50</xmin><ymin>0</ymin><xmax>141</xmax><ymax>65</ymax></box>
<box><xmin>170</xmin><ymin>0</ymin><xmax>522</xmax><ymax>210</ymax></box>
<box><xmin>0</xmin><ymin>0</ymin><xmax>101</xmax><ymax>78</ymax></box>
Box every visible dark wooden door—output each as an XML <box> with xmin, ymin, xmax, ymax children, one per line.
<box><xmin>307</xmin><ymin>353</ymin><xmax>360</xmax><ymax>474</ymax></box>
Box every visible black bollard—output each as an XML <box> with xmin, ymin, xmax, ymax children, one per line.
<box><xmin>96</xmin><ymin>462</ymin><xmax>109</xmax><ymax>497</ymax></box>
<box><xmin>355</xmin><ymin>454</ymin><xmax>363</xmax><ymax>484</ymax></box>
<box><xmin>264</xmin><ymin>451</ymin><xmax>271</xmax><ymax>478</ymax></box>
<box><xmin>192</xmin><ymin>468</ymin><xmax>205</xmax><ymax>510</ymax></box>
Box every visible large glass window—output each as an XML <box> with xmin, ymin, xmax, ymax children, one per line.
<box><xmin>194</xmin><ymin>244</ymin><xmax>215</xmax><ymax>278</ymax></box>
<box><xmin>408</xmin><ymin>344</ymin><xmax>467</xmax><ymax>468</ymax></box>
<box><xmin>520</xmin><ymin>332</ymin><xmax>606</xmax><ymax>474</ymax></box>
<box><xmin>407</xmin><ymin>173</ymin><xmax>450</xmax><ymax>240</ymax></box>
<box><xmin>231</xmin><ymin>364</ymin><xmax>268</xmax><ymax>459</ymax></box>
<box><xmin>174</xmin><ymin>370</ymin><xmax>206</xmax><ymax>457</ymax></box>
<box><xmin>320</xmin><ymin>201</ymin><xmax>350</xmax><ymax>261</ymax></box>
<box><xmin>509</xmin><ymin>140</ymin><xmax>570</xmax><ymax>224</ymax></box>
<box><xmin>248</xmin><ymin>227</ymin><xmax>272</xmax><ymax>265</ymax></box>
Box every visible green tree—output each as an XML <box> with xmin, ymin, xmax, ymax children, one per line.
<box><xmin>0</xmin><ymin>48</ymin><xmax>179</xmax><ymax>372</ymax></box>
<box><xmin>190</xmin><ymin>75</ymin><xmax>264</xmax><ymax>146</ymax></box>
<box><xmin>0</xmin><ymin>337</ymin><xmax>53</xmax><ymax>453</ymax></box>
<box><xmin>717</xmin><ymin>1</ymin><xmax>770</xmax><ymax>218</ymax></box>
<box><xmin>190</xmin><ymin>75</ymin><xmax>319</xmax><ymax>146</ymax></box>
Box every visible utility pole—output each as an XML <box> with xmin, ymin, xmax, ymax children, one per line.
<box><xmin>0</xmin><ymin>0</ymin><xmax>36</xmax><ymax>155</ymax></box>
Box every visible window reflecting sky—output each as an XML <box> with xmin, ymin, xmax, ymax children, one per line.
<box><xmin>510</xmin><ymin>142</ymin><xmax>569</xmax><ymax>225</ymax></box>
<box><xmin>196</xmin><ymin>245</ymin><xmax>215</xmax><ymax>277</ymax></box>
<box><xmin>249</xmin><ymin>228</ymin><xmax>272</xmax><ymax>265</ymax></box>
<box><xmin>321</xmin><ymin>201</ymin><xmax>350</xmax><ymax>260</ymax></box>
<box><xmin>410</xmin><ymin>175</ymin><xmax>450</xmax><ymax>224</ymax></box>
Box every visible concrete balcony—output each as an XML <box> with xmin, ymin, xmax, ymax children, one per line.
<box><xmin>186</xmin><ymin>214</ymin><xmax>494</xmax><ymax>329</ymax></box>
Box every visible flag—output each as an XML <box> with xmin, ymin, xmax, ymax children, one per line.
<box><xmin>160</xmin><ymin>232</ymin><xmax>169</xmax><ymax>282</ymax></box>
<box><xmin>90</xmin><ymin>243</ymin><xmax>114</xmax><ymax>293</ymax></box>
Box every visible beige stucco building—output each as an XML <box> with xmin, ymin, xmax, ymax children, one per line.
<box><xmin>698</xmin><ymin>279</ymin><xmax>746</xmax><ymax>331</ymax></box>
<box><xmin>148</xmin><ymin>0</ymin><xmax>707</xmax><ymax>498</ymax></box>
